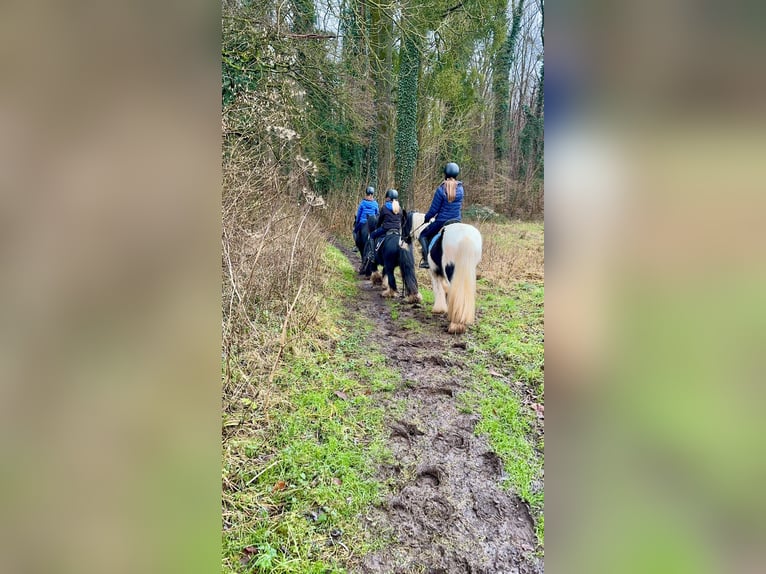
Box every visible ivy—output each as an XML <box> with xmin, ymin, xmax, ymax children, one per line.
<box><xmin>395</xmin><ymin>33</ymin><xmax>421</xmax><ymax>205</ymax></box>
<box><xmin>492</xmin><ymin>0</ymin><xmax>524</xmax><ymax>161</ymax></box>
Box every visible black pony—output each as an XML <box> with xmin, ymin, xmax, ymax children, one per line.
<box><xmin>353</xmin><ymin>217</ymin><xmax>371</xmax><ymax>270</ymax></box>
<box><xmin>361</xmin><ymin>210</ymin><xmax>421</xmax><ymax>303</ymax></box>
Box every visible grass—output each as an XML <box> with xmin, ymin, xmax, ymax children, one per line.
<box><xmin>475</xmin><ymin>220</ymin><xmax>544</xmax><ymax>283</ymax></box>
<box><xmin>472</xmin><ymin>280</ymin><xmax>544</xmax><ymax>398</ymax></box>
<box><xmin>222</xmin><ymin>245</ymin><xmax>399</xmax><ymax>573</ymax></box>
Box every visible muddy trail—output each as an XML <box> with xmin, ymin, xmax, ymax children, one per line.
<box><xmin>334</xmin><ymin>242</ymin><xmax>543</xmax><ymax>574</ymax></box>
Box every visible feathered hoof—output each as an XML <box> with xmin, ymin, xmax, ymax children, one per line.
<box><xmin>432</xmin><ymin>306</ymin><xmax>447</xmax><ymax>315</ymax></box>
<box><xmin>448</xmin><ymin>321</ymin><xmax>466</xmax><ymax>334</ymax></box>
<box><xmin>381</xmin><ymin>288</ymin><xmax>397</xmax><ymax>298</ymax></box>
<box><xmin>370</xmin><ymin>271</ymin><xmax>383</xmax><ymax>285</ymax></box>
<box><xmin>406</xmin><ymin>293</ymin><xmax>423</xmax><ymax>304</ymax></box>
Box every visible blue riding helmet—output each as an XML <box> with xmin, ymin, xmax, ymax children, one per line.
<box><xmin>444</xmin><ymin>162</ymin><xmax>460</xmax><ymax>178</ymax></box>
<box><xmin>365</xmin><ymin>186</ymin><xmax>375</xmax><ymax>196</ymax></box>
<box><xmin>385</xmin><ymin>188</ymin><xmax>399</xmax><ymax>200</ymax></box>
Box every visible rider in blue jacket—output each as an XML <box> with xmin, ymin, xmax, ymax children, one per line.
<box><xmin>354</xmin><ymin>186</ymin><xmax>379</xmax><ymax>235</ymax></box>
<box><xmin>418</xmin><ymin>163</ymin><xmax>464</xmax><ymax>268</ymax></box>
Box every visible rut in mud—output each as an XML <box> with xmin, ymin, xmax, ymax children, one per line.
<box><xmin>335</xmin><ymin>243</ymin><xmax>543</xmax><ymax>574</ymax></box>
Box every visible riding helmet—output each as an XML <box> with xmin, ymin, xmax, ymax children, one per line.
<box><xmin>385</xmin><ymin>188</ymin><xmax>399</xmax><ymax>200</ymax></box>
<box><xmin>365</xmin><ymin>186</ymin><xmax>375</xmax><ymax>196</ymax></box>
<box><xmin>444</xmin><ymin>162</ymin><xmax>460</xmax><ymax>178</ymax></box>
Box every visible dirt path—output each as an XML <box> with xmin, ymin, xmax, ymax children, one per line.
<box><xmin>335</xmin><ymin>243</ymin><xmax>542</xmax><ymax>574</ymax></box>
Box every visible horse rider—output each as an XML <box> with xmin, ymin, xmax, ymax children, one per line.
<box><xmin>363</xmin><ymin>188</ymin><xmax>402</xmax><ymax>269</ymax></box>
<box><xmin>418</xmin><ymin>162</ymin><xmax>465</xmax><ymax>268</ymax></box>
<box><xmin>354</xmin><ymin>186</ymin><xmax>379</xmax><ymax>238</ymax></box>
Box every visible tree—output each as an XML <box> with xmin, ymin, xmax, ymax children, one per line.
<box><xmin>492</xmin><ymin>0</ymin><xmax>524</xmax><ymax>162</ymax></box>
<box><xmin>395</xmin><ymin>32</ymin><xmax>421</xmax><ymax>207</ymax></box>
<box><xmin>369</xmin><ymin>0</ymin><xmax>394</xmax><ymax>191</ymax></box>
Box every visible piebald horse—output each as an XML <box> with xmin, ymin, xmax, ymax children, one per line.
<box><xmin>407</xmin><ymin>212</ymin><xmax>483</xmax><ymax>334</ymax></box>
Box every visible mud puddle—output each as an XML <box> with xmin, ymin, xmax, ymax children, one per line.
<box><xmin>335</xmin><ymin>242</ymin><xmax>542</xmax><ymax>574</ymax></box>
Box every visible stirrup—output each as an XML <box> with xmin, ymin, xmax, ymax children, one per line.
<box><xmin>419</xmin><ymin>258</ymin><xmax>429</xmax><ymax>269</ymax></box>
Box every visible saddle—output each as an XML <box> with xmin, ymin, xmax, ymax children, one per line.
<box><xmin>428</xmin><ymin>220</ymin><xmax>460</xmax><ymax>251</ymax></box>
<box><xmin>375</xmin><ymin>230</ymin><xmax>400</xmax><ymax>254</ymax></box>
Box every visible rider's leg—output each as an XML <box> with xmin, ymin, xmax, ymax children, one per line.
<box><xmin>419</xmin><ymin>223</ymin><xmax>439</xmax><ymax>269</ymax></box>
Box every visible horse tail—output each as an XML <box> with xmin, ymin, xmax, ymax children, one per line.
<box><xmin>398</xmin><ymin>243</ymin><xmax>421</xmax><ymax>303</ymax></box>
<box><xmin>447</xmin><ymin>231</ymin><xmax>482</xmax><ymax>333</ymax></box>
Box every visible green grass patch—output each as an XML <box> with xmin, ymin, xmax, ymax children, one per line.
<box><xmin>472</xmin><ymin>280</ymin><xmax>544</xmax><ymax>398</ymax></box>
<box><xmin>419</xmin><ymin>287</ymin><xmax>434</xmax><ymax>307</ymax></box>
<box><xmin>222</xmin><ymin>244</ymin><xmax>399</xmax><ymax>573</ymax></box>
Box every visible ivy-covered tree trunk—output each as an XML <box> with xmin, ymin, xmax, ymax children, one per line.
<box><xmin>368</xmin><ymin>128</ymin><xmax>379</xmax><ymax>190</ymax></box>
<box><xmin>492</xmin><ymin>0</ymin><xmax>524</xmax><ymax>162</ymax></box>
<box><xmin>370</xmin><ymin>1</ymin><xmax>394</xmax><ymax>191</ymax></box>
<box><xmin>395</xmin><ymin>33</ymin><xmax>421</xmax><ymax>209</ymax></box>
<box><xmin>518</xmin><ymin>63</ymin><xmax>543</xmax><ymax>181</ymax></box>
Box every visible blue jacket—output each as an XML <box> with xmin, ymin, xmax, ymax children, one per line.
<box><xmin>355</xmin><ymin>199</ymin><xmax>379</xmax><ymax>225</ymax></box>
<box><xmin>424</xmin><ymin>181</ymin><xmax>464</xmax><ymax>224</ymax></box>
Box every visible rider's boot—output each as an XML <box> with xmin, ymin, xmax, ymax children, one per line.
<box><xmin>361</xmin><ymin>240</ymin><xmax>373</xmax><ymax>275</ymax></box>
<box><xmin>418</xmin><ymin>235</ymin><xmax>430</xmax><ymax>269</ymax></box>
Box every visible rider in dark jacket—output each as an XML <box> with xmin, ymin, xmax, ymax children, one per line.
<box><xmin>419</xmin><ymin>163</ymin><xmax>464</xmax><ymax>268</ymax></box>
<box><xmin>363</xmin><ymin>189</ymin><xmax>402</xmax><ymax>269</ymax></box>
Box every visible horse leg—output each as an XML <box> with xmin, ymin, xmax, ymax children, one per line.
<box><xmin>370</xmin><ymin>266</ymin><xmax>382</xmax><ymax>286</ymax></box>
<box><xmin>381</xmin><ymin>260</ymin><xmax>397</xmax><ymax>298</ymax></box>
<box><xmin>446</xmin><ymin>232</ymin><xmax>480</xmax><ymax>334</ymax></box>
<box><xmin>399</xmin><ymin>244</ymin><xmax>422</xmax><ymax>304</ymax></box>
<box><xmin>431</xmin><ymin>270</ymin><xmax>448</xmax><ymax>314</ymax></box>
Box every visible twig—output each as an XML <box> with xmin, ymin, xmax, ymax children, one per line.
<box><xmin>263</xmin><ymin>282</ymin><xmax>305</xmax><ymax>416</ymax></box>
<box><xmin>287</xmin><ymin>206</ymin><xmax>312</xmax><ymax>289</ymax></box>
<box><xmin>245</xmin><ymin>458</ymin><xmax>280</xmax><ymax>487</ymax></box>
<box><xmin>284</xmin><ymin>33</ymin><xmax>338</xmax><ymax>40</ymax></box>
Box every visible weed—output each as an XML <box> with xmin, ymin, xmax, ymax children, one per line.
<box><xmin>400</xmin><ymin>318</ymin><xmax>422</xmax><ymax>332</ymax></box>
<box><xmin>419</xmin><ymin>288</ymin><xmax>434</xmax><ymax>306</ymax></box>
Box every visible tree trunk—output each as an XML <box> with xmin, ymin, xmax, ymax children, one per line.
<box><xmin>492</xmin><ymin>0</ymin><xmax>524</xmax><ymax>163</ymax></box>
<box><xmin>370</xmin><ymin>2</ymin><xmax>394</xmax><ymax>191</ymax></box>
<box><xmin>395</xmin><ymin>33</ymin><xmax>421</xmax><ymax>209</ymax></box>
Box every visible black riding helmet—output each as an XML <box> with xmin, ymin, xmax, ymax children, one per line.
<box><xmin>385</xmin><ymin>188</ymin><xmax>399</xmax><ymax>200</ymax></box>
<box><xmin>365</xmin><ymin>186</ymin><xmax>375</xmax><ymax>196</ymax></box>
<box><xmin>444</xmin><ymin>162</ymin><xmax>460</xmax><ymax>178</ymax></box>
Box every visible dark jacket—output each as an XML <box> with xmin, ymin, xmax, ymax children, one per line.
<box><xmin>370</xmin><ymin>201</ymin><xmax>402</xmax><ymax>240</ymax></box>
<box><xmin>424</xmin><ymin>181</ymin><xmax>464</xmax><ymax>224</ymax></box>
<box><xmin>378</xmin><ymin>201</ymin><xmax>402</xmax><ymax>232</ymax></box>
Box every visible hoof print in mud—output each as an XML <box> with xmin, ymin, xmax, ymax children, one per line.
<box><xmin>414</xmin><ymin>467</ymin><xmax>443</xmax><ymax>488</ymax></box>
<box><xmin>432</xmin><ymin>431</ymin><xmax>469</xmax><ymax>453</ymax></box>
<box><xmin>422</xmin><ymin>496</ymin><xmax>455</xmax><ymax>529</ymax></box>
<box><xmin>479</xmin><ymin>451</ymin><xmax>503</xmax><ymax>478</ymax></box>
<box><xmin>390</xmin><ymin>420</ymin><xmax>425</xmax><ymax>438</ymax></box>
<box><xmin>472</xmin><ymin>492</ymin><xmax>507</xmax><ymax>523</ymax></box>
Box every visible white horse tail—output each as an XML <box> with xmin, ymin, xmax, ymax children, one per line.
<box><xmin>447</xmin><ymin>226</ymin><xmax>482</xmax><ymax>334</ymax></box>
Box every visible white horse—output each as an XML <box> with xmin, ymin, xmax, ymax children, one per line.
<box><xmin>407</xmin><ymin>212</ymin><xmax>483</xmax><ymax>334</ymax></box>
